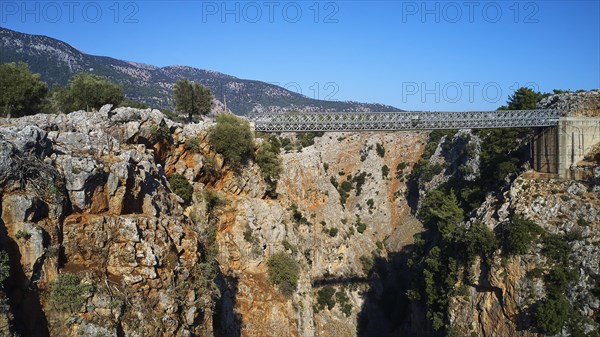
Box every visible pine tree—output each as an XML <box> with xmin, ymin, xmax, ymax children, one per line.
<box><xmin>173</xmin><ymin>79</ymin><xmax>213</xmax><ymax>122</ymax></box>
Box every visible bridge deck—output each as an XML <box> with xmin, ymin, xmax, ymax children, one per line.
<box><xmin>249</xmin><ymin>110</ymin><xmax>563</xmax><ymax>132</ymax></box>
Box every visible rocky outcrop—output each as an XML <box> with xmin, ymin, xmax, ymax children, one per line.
<box><xmin>0</xmin><ymin>107</ymin><xmax>215</xmax><ymax>337</ymax></box>
<box><xmin>538</xmin><ymin>89</ymin><xmax>600</xmax><ymax>117</ymax></box>
<box><xmin>449</xmin><ymin>174</ymin><xmax>600</xmax><ymax>337</ymax></box>
<box><xmin>0</xmin><ymin>96</ymin><xmax>598</xmax><ymax>337</ymax></box>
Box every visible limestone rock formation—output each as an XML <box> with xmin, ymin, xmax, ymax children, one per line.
<box><xmin>0</xmin><ymin>91</ymin><xmax>598</xmax><ymax>337</ymax></box>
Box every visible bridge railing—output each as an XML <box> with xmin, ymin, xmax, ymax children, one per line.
<box><xmin>248</xmin><ymin>110</ymin><xmax>563</xmax><ymax>132</ymax></box>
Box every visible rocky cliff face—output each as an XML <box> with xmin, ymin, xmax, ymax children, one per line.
<box><xmin>0</xmin><ymin>90</ymin><xmax>599</xmax><ymax>337</ymax></box>
<box><xmin>0</xmin><ymin>108</ymin><xmax>216</xmax><ymax>336</ymax></box>
<box><xmin>0</xmin><ymin>106</ymin><xmax>428</xmax><ymax>337</ymax></box>
<box><xmin>449</xmin><ymin>175</ymin><xmax>600</xmax><ymax>336</ymax></box>
<box><xmin>538</xmin><ymin>90</ymin><xmax>600</xmax><ymax>117</ymax></box>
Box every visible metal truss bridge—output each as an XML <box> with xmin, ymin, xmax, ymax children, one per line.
<box><xmin>249</xmin><ymin>110</ymin><xmax>563</xmax><ymax>132</ymax></box>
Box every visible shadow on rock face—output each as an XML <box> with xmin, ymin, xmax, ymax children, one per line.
<box><xmin>213</xmin><ymin>268</ymin><xmax>241</xmax><ymax>337</ymax></box>
<box><xmin>356</xmin><ymin>244</ymin><xmax>433</xmax><ymax>337</ymax></box>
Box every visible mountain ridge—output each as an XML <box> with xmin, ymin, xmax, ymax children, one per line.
<box><xmin>0</xmin><ymin>27</ymin><xmax>403</xmax><ymax>115</ymax></box>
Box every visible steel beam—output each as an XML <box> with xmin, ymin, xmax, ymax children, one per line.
<box><xmin>249</xmin><ymin>110</ymin><xmax>563</xmax><ymax>132</ymax></box>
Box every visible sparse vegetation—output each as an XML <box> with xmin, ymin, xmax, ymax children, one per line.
<box><xmin>376</xmin><ymin>143</ymin><xmax>385</xmax><ymax>157</ymax></box>
<box><xmin>0</xmin><ymin>251</ymin><xmax>10</xmax><ymax>285</ymax></box>
<box><xmin>360</xmin><ymin>254</ymin><xmax>375</xmax><ymax>274</ymax></box>
<box><xmin>168</xmin><ymin>174</ymin><xmax>193</xmax><ymax>205</ymax></box>
<box><xmin>381</xmin><ymin>165</ymin><xmax>389</xmax><ymax>179</ymax></box>
<box><xmin>255</xmin><ymin>137</ymin><xmax>283</xmax><ymax>182</ymax></box>
<box><xmin>504</xmin><ymin>216</ymin><xmax>543</xmax><ymax>255</ymax></box>
<box><xmin>185</xmin><ymin>137</ymin><xmax>201</xmax><ymax>152</ymax></box>
<box><xmin>203</xmin><ymin>189</ymin><xmax>225</xmax><ymax>212</ymax></box>
<box><xmin>298</xmin><ymin>131</ymin><xmax>324</xmax><ymax>148</ymax></box>
<box><xmin>208</xmin><ymin>114</ymin><xmax>254</xmax><ymax>168</ymax></box>
<box><xmin>282</xmin><ymin>240</ymin><xmax>298</xmax><ymax>255</ymax></box>
<box><xmin>316</xmin><ymin>285</ymin><xmax>336</xmax><ymax>310</ymax></box>
<box><xmin>48</xmin><ymin>273</ymin><xmax>93</xmax><ymax>313</ymax></box>
<box><xmin>335</xmin><ymin>289</ymin><xmax>353</xmax><ymax>317</ymax></box>
<box><xmin>267</xmin><ymin>252</ymin><xmax>299</xmax><ymax>297</ymax></box>
<box><xmin>149</xmin><ymin>123</ymin><xmax>171</xmax><ymax>143</ymax></box>
<box><xmin>15</xmin><ymin>229</ymin><xmax>32</xmax><ymax>240</ymax></box>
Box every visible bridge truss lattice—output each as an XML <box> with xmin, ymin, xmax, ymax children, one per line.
<box><xmin>249</xmin><ymin>110</ymin><xmax>563</xmax><ymax>132</ymax></box>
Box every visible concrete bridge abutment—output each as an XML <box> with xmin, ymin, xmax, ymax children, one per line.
<box><xmin>532</xmin><ymin>117</ymin><xmax>600</xmax><ymax>179</ymax></box>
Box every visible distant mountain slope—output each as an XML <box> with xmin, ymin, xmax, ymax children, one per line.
<box><xmin>0</xmin><ymin>28</ymin><xmax>402</xmax><ymax>115</ymax></box>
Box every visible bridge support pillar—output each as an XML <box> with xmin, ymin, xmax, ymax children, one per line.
<box><xmin>531</xmin><ymin>126</ymin><xmax>559</xmax><ymax>175</ymax></box>
<box><xmin>531</xmin><ymin>118</ymin><xmax>600</xmax><ymax>179</ymax></box>
<box><xmin>557</xmin><ymin>117</ymin><xmax>600</xmax><ymax>179</ymax></box>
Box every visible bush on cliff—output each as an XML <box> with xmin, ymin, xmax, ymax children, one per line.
<box><xmin>267</xmin><ymin>252</ymin><xmax>299</xmax><ymax>297</ymax></box>
<box><xmin>208</xmin><ymin>114</ymin><xmax>254</xmax><ymax>168</ymax></box>
<box><xmin>48</xmin><ymin>273</ymin><xmax>93</xmax><ymax>313</ymax></box>
<box><xmin>168</xmin><ymin>174</ymin><xmax>193</xmax><ymax>205</ymax></box>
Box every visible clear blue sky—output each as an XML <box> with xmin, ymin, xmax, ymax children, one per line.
<box><xmin>1</xmin><ymin>0</ymin><xmax>599</xmax><ymax>110</ymax></box>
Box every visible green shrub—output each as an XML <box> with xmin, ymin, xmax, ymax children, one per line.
<box><xmin>243</xmin><ymin>226</ymin><xmax>256</xmax><ymax>243</ymax></box>
<box><xmin>340</xmin><ymin>181</ymin><xmax>352</xmax><ymax>192</ymax></box>
<box><xmin>298</xmin><ymin>132</ymin><xmax>324</xmax><ymax>148</ymax></box>
<box><xmin>356</xmin><ymin>221</ymin><xmax>367</xmax><ymax>234</ymax></box>
<box><xmin>382</xmin><ymin>165</ymin><xmax>389</xmax><ymax>179</ymax></box>
<box><xmin>366</xmin><ymin>199</ymin><xmax>375</xmax><ymax>210</ymax></box>
<box><xmin>316</xmin><ymin>285</ymin><xmax>336</xmax><ymax>310</ymax></box>
<box><xmin>168</xmin><ymin>174</ymin><xmax>193</xmax><ymax>205</ymax></box>
<box><xmin>54</xmin><ymin>73</ymin><xmax>123</xmax><ymax>112</ymax></box>
<box><xmin>353</xmin><ymin>172</ymin><xmax>367</xmax><ymax>196</ymax></box>
<box><xmin>335</xmin><ymin>290</ymin><xmax>352</xmax><ymax>317</ymax></box>
<box><xmin>290</xmin><ymin>204</ymin><xmax>309</xmax><ymax>225</ymax></box>
<box><xmin>267</xmin><ymin>252</ymin><xmax>299</xmax><ymax>297</ymax></box>
<box><xmin>282</xmin><ymin>240</ymin><xmax>298</xmax><ymax>254</ymax></box>
<box><xmin>203</xmin><ymin>189</ymin><xmax>225</xmax><ymax>212</ymax></box>
<box><xmin>505</xmin><ymin>216</ymin><xmax>543</xmax><ymax>255</ymax></box>
<box><xmin>48</xmin><ymin>273</ymin><xmax>93</xmax><ymax>313</ymax></box>
<box><xmin>185</xmin><ymin>137</ymin><xmax>201</xmax><ymax>152</ymax></box>
<box><xmin>255</xmin><ymin>141</ymin><xmax>283</xmax><ymax>181</ymax></box>
<box><xmin>376</xmin><ymin>143</ymin><xmax>385</xmax><ymax>157</ymax></box>
<box><xmin>0</xmin><ymin>251</ymin><xmax>10</xmax><ymax>285</ymax></box>
<box><xmin>328</xmin><ymin>228</ymin><xmax>338</xmax><ymax>237</ymax></box>
<box><xmin>209</xmin><ymin>114</ymin><xmax>254</xmax><ymax>168</ymax></box>
<box><xmin>15</xmin><ymin>229</ymin><xmax>31</xmax><ymax>240</ymax></box>
<box><xmin>542</xmin><ymin>234</ymin><xmax>570</xmax><ymax>263</ymax></box>
<box><xmin>461</xmin><ymin>221</ymin><xmax>499</xmax><ymax>261</ymax></box>
<box><xmin>360</xmin><ymin>255</ymin><xmax>374</xmax><ymax>274</ymax></box>
<box><xmin>330</xmin><ymin>176</ymin><xmax>338</xmax><ymax>188</ymax></box>
<box><xmin>535</xmin><ymin>294</ymin><xmax>569</xmax><ymax>335</ymax></box>
<box><xmin>418</xmin><ymin>190</ymin><xmax>463</xmax><ymax>240</ymax></box>
<box><xmin>0</xmin><ymin>62</ymin><xmax>48</xmax><ymax>117</ymax></box>
<box><xmin>119</xmin><ymin>99</ymin><xmax>149</xmax><ymax>109</ymax></box>
<box><xmin>150</xmin><ymin>123</ymin><xmax>171</xmax><ymax>143</ymax></box>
